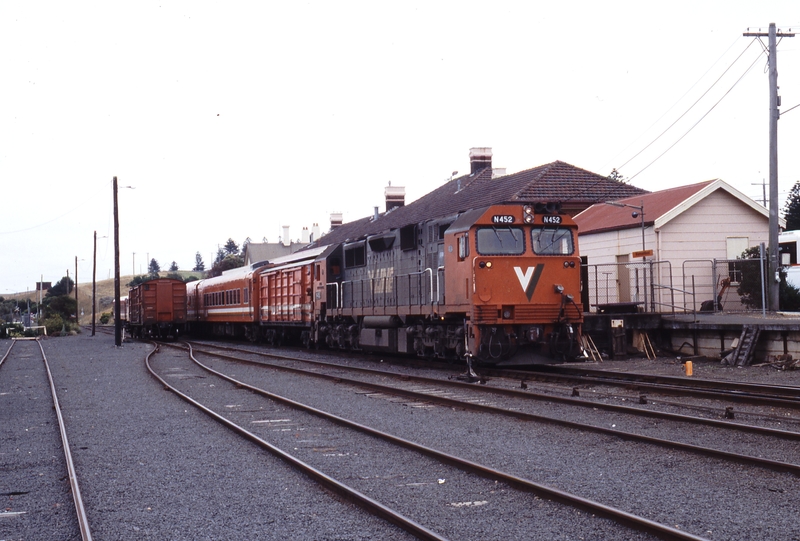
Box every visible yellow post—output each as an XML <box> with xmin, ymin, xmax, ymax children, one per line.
<box><xmin>684</xmin><ymin>361</ymin><xmax>693</xmax><ymax>377</ymax></box>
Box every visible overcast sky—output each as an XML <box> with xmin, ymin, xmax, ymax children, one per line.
<box><xmin>2</xmin><ymin>1</ymin><xmax>799</xmax><ymax>294</ymax></box>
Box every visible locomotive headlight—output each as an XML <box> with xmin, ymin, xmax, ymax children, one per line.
<box><xmin>479</xmin><ymin>261</ymin><xmax>493</xmax><ymax>269</ymax></box>
<box><xmin>554</xmin><ymin>284</ymin><xmax>565</xmax><ymax>294</ymax></box>
<box><xmin>523</xmin><ymin>204</ymin><xmax>534</xmax><ymax>223</ymax></box>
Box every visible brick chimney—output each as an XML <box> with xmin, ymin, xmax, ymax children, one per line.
<box><xmin>384</xmin><ymin>182</ymin><xmax>405</xmax><ymax>211</ymax></box>
<box><xmin>330</xmin><ymin>212</ymin><xmax>343</xmax><ymax>230</ymax></box>
<box><xmin>469</xmin><ymin>147</ymin><xmax>492</xmax><ymax>174</ymax></box>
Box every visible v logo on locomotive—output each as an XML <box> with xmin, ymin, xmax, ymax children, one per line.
<box><xmin>514</xmin><ymin>265</ymin><xmax>544</xmax><ymax>301</ymax></box>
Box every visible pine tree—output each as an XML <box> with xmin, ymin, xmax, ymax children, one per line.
<box><xmin>783</xmin><ymin>181</ymin><xmax>800</xmax><ymax>231</ymax></box>
<box><xmin>193</xmin><ymin>252</ymin><xmax>205</xmax><ymax>272</ymax></box>
<box><xmin>224</xmin><ymin>238</ymin><xmax>239</xmax><ymax>255</ymax></box>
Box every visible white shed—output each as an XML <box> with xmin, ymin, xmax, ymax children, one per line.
<box><xmin>574</xmin><ymin>179</ymin><xmax>781</xmax><ymax>312</ymax></box>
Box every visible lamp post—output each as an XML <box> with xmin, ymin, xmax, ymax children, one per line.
<box><xmin>605</xmin><ymin>199</ymin><xmax>646</xmax><ymax>258</ymax></box>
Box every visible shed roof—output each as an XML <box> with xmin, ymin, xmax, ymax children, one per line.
<box><xmin>573</xmin><ymin>179</ymin><xmax>780</xmax><ymax>235</ymax></box>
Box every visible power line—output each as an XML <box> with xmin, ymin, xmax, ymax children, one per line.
<box><xmin>616</xmin><ymin>39</ymin><xmax>758</xmax><ymax>173</ymax></box>
<box><xmin>626</xmin><ymin>48</ymin><xmax>765</xmax><ymax>183</ymax></box>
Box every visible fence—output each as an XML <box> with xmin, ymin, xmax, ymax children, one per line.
<box><xmin>584</xmin><ymin>256</ymin><xmax>768</xmax><ymax>314</ymax></box>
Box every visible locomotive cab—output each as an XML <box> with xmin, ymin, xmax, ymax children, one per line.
<box><xmin>444</xmin><ymin>203</ymin><xmax>583</xmax><ymax>365</ymax></box>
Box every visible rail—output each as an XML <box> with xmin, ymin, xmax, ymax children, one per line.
<box><xmin>36</xmin><ymin>340</ymin><xmax>93</xmax><ymax>541</ymax></box>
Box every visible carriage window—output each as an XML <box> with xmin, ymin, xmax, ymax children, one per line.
<box><xmin>531</xmin><ymin>227</ymin><xmax>574</xmax><ymax>255</ymax></box>
<box><xmin>476</xmin><ymin>227</ymin><xmax>525</xmax><ymax>255</ymax></box>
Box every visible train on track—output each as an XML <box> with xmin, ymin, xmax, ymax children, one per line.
<box><xmin>123</xmin><ymin>278</ymin><xmax>187</xmax><ymax>339</ymax></box>
<box><xmin>129</xmin><ymin>202</ymin><xmax>584</xmax><ymax>365</ymax></box>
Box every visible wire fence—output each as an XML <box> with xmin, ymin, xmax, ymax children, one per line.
<box><xmin>584</xmin><ymin>256</ymin><xmax>768</xmax><ymax>314</ymax></box>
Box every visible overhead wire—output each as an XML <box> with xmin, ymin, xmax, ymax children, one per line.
<box><xmin>626</xmin><ymin>46</ymin><xmax>766</xmax><ymax>182</ymax></box>
<box><xmin>616</xmin><ymin>38</ymin><xmax>758</xmax><ymax>173</ymax></box>
<box><xmin>601</xmin><ymin>36</ymin><xmax>744</xmax><ymax>173</ymax></box>
<box><xmin>561</xmin><ymin>37</ymin><xmax>763</xmax><ymax>205</ymax></box>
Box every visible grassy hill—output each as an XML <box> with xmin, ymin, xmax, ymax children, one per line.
<box><xmin>4</xmin><ymin>271</ymin><xmax>203</xmax><ymax>326</ymax></box>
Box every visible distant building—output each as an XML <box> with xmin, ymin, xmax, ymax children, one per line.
<box><xmin>242</xmin><ymin>224</ymin><xmax>322</xmax><ymax>266</ymax></box>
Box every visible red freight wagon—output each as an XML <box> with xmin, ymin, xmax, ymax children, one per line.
<box><xmin>256</xmin><ymin>247</ymin><xmax>327</xmax><ymax>345</ymax></box>
<box><xmin>127</xmin><ymin>278</ymin><xmax>187</xmax><ymax>339</ymax></box>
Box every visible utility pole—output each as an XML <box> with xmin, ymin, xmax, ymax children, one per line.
<box><xmin>114</xmin><ymin>176</ymin><xmax>121</xmax><ymax>347</ymax></box>
<box><xmin>743</xmin><ymin>23</ymin><xmax>795</xmax><ymax>310</ymax></box>
<box><xmin>92</xmin><ymin>231</ymin><xmax>97</xmax><ymax>336</ymax></box>
<box><xmin>75</xmin><ymin>256</ymin><xmax>79</xmax><ymax>324</ymax></box>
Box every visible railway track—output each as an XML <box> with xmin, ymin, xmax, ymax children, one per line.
<box><xmin>510</xmin><ymin>364</ymin><xmax>800</xmax><ymax>408</ymax></box>
<box><xmin>146</xmin><ymin>339</ymin><xmax>800</xmax><ymax>539</ymax></box>
<box><xmin>0</xmin><ymin>339</ymin><xmax>93</xmax><ymax>541</ymax></box>
<box><xmin>148</xmin><ymin>341</ymin><xmax>715</xmax><ymax>541</ymax></box>
<box><xmin>174</xmin><ymin>341</ymin><xmax>800</xmax><ymax>473</ymax></box>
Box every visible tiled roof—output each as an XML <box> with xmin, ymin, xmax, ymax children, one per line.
<box><xmin>574</xmin><ymin>180</ymin><xmax>715</xmax><ymax>234</ymax></box>
<box><xmin>312</xmin><ymin>161</ymin><xmax>649</xmax><ymax>247</ymax></box>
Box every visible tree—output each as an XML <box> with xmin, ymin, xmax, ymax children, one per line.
<box><xmin>736</xmin><ymin>246</ymin><xmax>800</xmax><ymax>311</ymax></box>
<box><xmin>214</xmin><ymin>248</ymin><xmax>225</xmax><ymax>265</ymax></box>
<box><xmin>224</xmin><ymin>238</ymin><xmax>239</xmax><ymax>255</ymax></box>
<box><xmin>128</xmin><ymin>275</ymin><xmax>154</xmax><ymax>287</ymax></box>
<box><xmin>608</xmin><ymin>169</ymin><xmax>626</xmax><ymax>183</ymax></box>
<box><xmin>47</xmin><ymin>276</ymin><xmax>74</xmax><ymax>297</ymax></box>
<box><xmin>783</xmin><ymin>180</ymin><xmax>800</xmax><ymax>231</ymax></box>
<box><xmin>207</xmin><ymin>254</ymin><xmax>245</xmax><ymax>278</ymax></box>
<box><xmin>148</xmin><ymin>258</ymin><xmax>161</xmax><ymax>276</ymax></box>
<box><xmin>193</xmin><ymin>252</ymin><xmax>205</xmax><ymax>272</ymax></box>
<box><xmin>169</xmin><ymin>261</ymin><xmax>179</xmax><ymax>272</ymax></box>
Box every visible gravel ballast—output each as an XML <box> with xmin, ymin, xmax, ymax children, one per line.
<box><xmin>1</xmin><ymin>335</ymin><xmax>415</xmax><ymax>541</ymax></box>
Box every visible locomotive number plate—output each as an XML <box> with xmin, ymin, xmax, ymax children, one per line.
<box><xmin>542</xmin><ymin>216</ymin><xmax>562</xmax><ymax>224</ymax></box>
<box><xmin>492</xmin><ymin>215</ymin><xmax>515</xmax><ymax>224</ymax></box>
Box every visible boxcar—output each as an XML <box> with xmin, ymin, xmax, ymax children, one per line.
<box><xmin>127</xmin><ymin>279</ymin><xmax>187</xmax><ymax>339</ymax></box>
